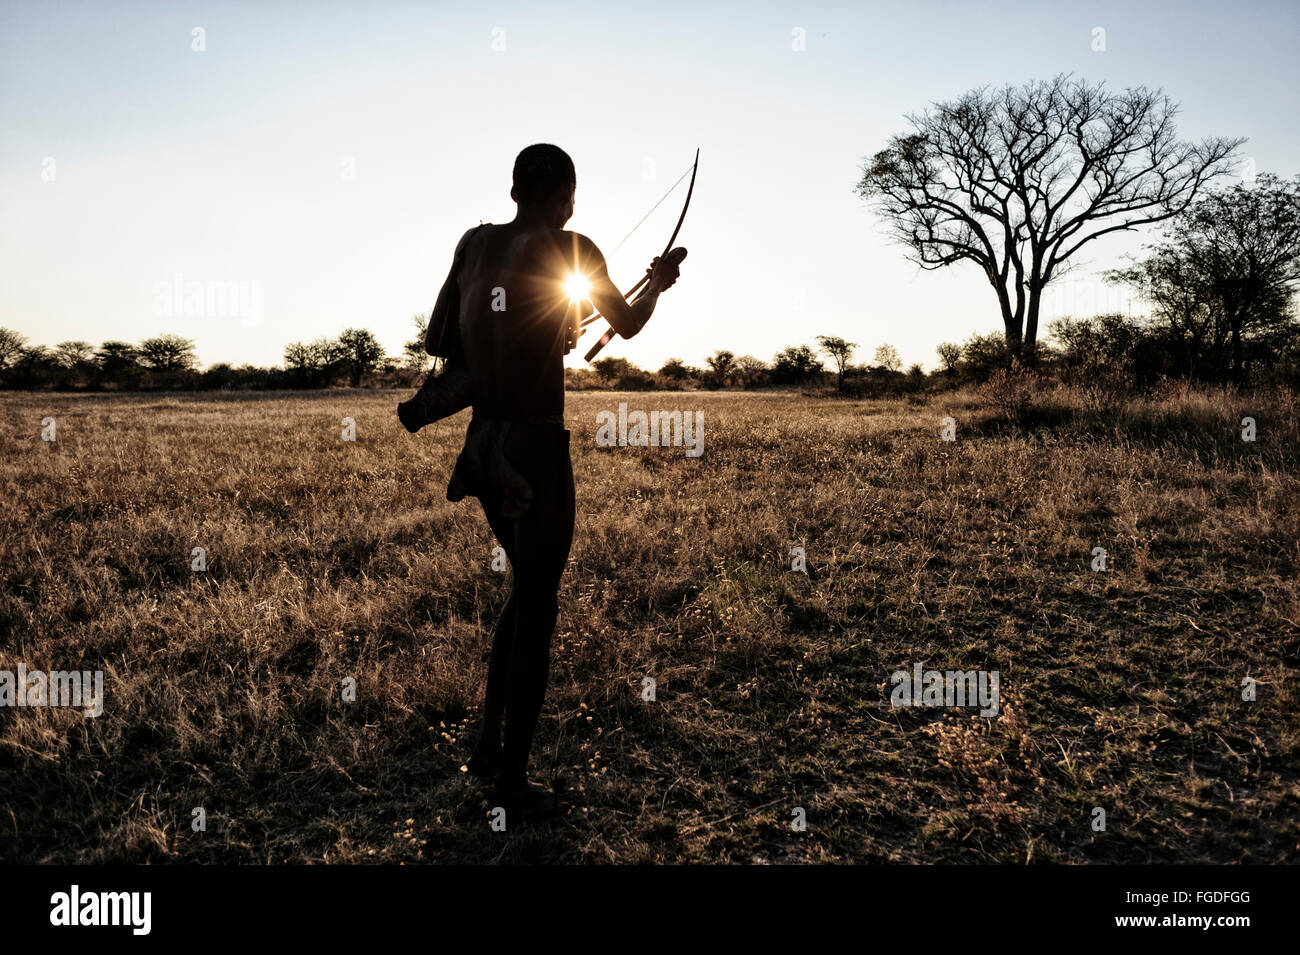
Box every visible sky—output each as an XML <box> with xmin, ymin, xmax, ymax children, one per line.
<box><xmin>1</xmin><ymin>0</ymin><xmax>1297</xmax><ymax>372</ymax></box>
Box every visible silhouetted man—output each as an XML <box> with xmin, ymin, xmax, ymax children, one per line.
<box><xmin>428</xmin><ymin>144</ymin><xmax>681</xmax><ymax>819</ymax></box>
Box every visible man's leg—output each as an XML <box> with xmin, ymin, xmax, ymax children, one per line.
<box><xmin>495</xmin><ymin>431</ymin><xmax>575</xmax><ymax>807</ymax></box>
<box><xmin>468</xmin><ymin>495</ymin><xmax>517</xmax><ymax>776</ymax></box>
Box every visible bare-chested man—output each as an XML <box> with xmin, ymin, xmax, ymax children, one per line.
<box><xmin>429</xmin><ymin>144</ymin><xmax>681</xmax><ymax>820</ymax></box>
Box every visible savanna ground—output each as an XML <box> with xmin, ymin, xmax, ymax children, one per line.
<box><xmin>1</xmin><ymin>382</ymin><xmax>1297</xmax><ymax>864</ymax></box>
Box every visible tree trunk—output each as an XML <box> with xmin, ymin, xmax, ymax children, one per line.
<box><xmin>998</xmin><ymin>285</ymin><xmax>1021</xmax><ymax>365</ymax></box>
<box><xmin>1024</xmin><ymin>284</ymin><xmax>1043</xmax><ymax>365</ymax></box>
<box><xmin>1231</xmin><ymin>322</ymin><xmax>1243</xmax><ymax>385</ymax></box>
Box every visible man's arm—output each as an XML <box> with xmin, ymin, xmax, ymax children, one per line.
<box><xmin>425</xmin><ymin>227</ymin><xmax>478</xmax><ymax>355</ymax></box>
<box><xmin>580</xmin><ymin>236</ymin><xmax>680</xmax><ymax>340</ymax></box>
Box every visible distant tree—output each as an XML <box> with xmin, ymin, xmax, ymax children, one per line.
<box><xmin>53</xmin><ymin>341</ymin><xmax>95</xmax><ymax>368</ymax></box>
<box><xmin>705</xmin><ymin>350</ymin><xmax>735</xmax><ymax>388</ymax></box>
<box><xmin>138</xmin><ymin>334</ymin><xmax>197</xmax><ymax>371</ymax></box>
<box><xmin>616</xmin><ymin>365</ymin><xmax>657</xmax><ymax>390</ymax></box>
<box><xmin>588</xmin><ymin>357</ymin><xmax>654</xmax><ymax>389</ymax></box>
<box><xmin>873</xmin><ymin>343</ymin><xmax>902</xmax><ymax>372</ymax></box>
<box><xmin>906</xmin><ymin>363</ymin><xmax>927</xmax><ymax>391</ymax></box>
<box><xmin>1107</xmin><ymin>248</ymin><xmax>1218</xmax><ymax>378</ymax></box>
<box><xmin>1109</xmin><ymin>173</ymin><xmax>1300</xmax><ymax>383</ymax></box>
<box><xmin>336</xmin><ymin>328</ymin><xmax>385</xmax><ymax>387</ymax></box>
<box><xmin>284</xmin><ymin>341</ymin><xmax>313</xmax><ymax>368</ymax></box>
<box><xmin>96</xmin><ymin>341</ymin><xmax>137</xmax><ymax>365</ymax></box>
<box><xmin>592</xmin><ymin>357</ymin><xmax>633</xmax><ymax>383</ymax></box>
<box><xmin>0</xmin><ymin>328</ymin><xmax>29</xmax><ymax>370</ymax></box>
<box><xmin>960</xmin><ymin>332</ymin><xmax>1011</xmax><ymax>382</ymax></box>
<box><xmin>94</xmin><ymin>341</ymin><xmax>142</xmax><ymax>388</ymax></box>
<box><xmin>936</xmin><ymin>342</ymin><xmax>962</xmax><ymax>374</ymax></box>
<box><xmin>201</xmin><ymin>363</ymin><xmax>237</xmax><ymax>390</ymax></box>
<box><xmin>772</xmin><ymin>345</ymin><xmax>823</xmax><ymax>384</ymax></box>
<box><xmin>856</xmin><ymin>74</ymin><xmax>1241</xmax><ymax>361</ymax></box>
<box><xmin>1045</xmin><ymin>313</ymin><xmax>1174</xmax><ymax>385</ymax></box>
<box><xmin>1050</xmin><ymin>315</ymin><xmax>1144</xmax><ymax>370</ymax></box>
<box><xmin>46</xmin><ymin>341</ymin><xmax>95</xmax><ymax>388</ymax></box>
<box><xmin>284</xmin><ymin>338</ymin><xmax>346</xmax><ymax>387</ymax></box>
<box><xmin>284</xmin><ymin>341</ymin><xmax>312</xmax><ymax>372</ymax></box>
<box><xmin>733</xmin><ymin>355</ymin><xmax>769</xmax><ymax>389</ymax></box>
<box><xmin>403</xmin><ymin>313</ymin><xmax>431</xmax><ymax>372</ymax></box>
<box><xmin>816</xmin><ymin>336</ymin><xmax>857</xmax><ymax>392</ymax></box>
<box><xmin>658</xmin><ymin>357</ymin><xmax>690</xmax><ymax>382</ymax></box>
<box><xmin>9</xmin><ymin>345</ymin><xmax>58</xmax><ymax>388</ymax></box>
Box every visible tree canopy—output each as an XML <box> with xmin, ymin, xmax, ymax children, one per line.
<box><xmin>857</xmin><ymin>74</ymin><xmax>1242</xmax><ymax>360</ymax></box>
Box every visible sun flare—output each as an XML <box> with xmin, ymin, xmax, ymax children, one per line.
<box><xmin>564</xmin><ymin>271</ymin><xmax>592</xmax><ymax>303</ymax></box>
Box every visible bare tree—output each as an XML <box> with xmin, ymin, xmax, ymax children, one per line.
<box><xmin>857</xmin><ymin>74</ymin><xmax>1242</xmax><ymax>360</ymax></box>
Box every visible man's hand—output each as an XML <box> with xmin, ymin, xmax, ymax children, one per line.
<box><xmin>646</xmin><ymin>246</ymin><xmax>687</xmax><ymax>295</ymax></box>
<box><xmin>580</xmin><ymin>236</ymin><xmax>685</xmax><ymax>341</ymax></box>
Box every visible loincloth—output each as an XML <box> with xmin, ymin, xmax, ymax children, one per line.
<box><xmin>446</xmin><ymin>415</ymin><xmax>567</xmax><ymax>518</ymax></box>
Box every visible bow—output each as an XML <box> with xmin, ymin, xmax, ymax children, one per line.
<box><xmin>582</xmin><ymin>148</ymin><xmax>699</xmax><ymax>362</ymax></box>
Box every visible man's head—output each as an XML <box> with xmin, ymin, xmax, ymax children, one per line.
<box><xmin>511</xmin><ymin>144</ymin><xmax>575</xmax><ymax>228</ymax></box>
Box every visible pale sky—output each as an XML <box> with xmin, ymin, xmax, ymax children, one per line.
<box><xmin>1</xmin><ymin>0</ymin><xmax>1297</xmax><ymax>372</ymax></box>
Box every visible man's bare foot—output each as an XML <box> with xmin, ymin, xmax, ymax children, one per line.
<box><xmin>491</xmin><ymin>779</ymin><xmax>570</xmax><ymax>822</ymax></box>
<box><xmin>465</xmin><ymin>743</ymin><xmax>501</xmax><ymax>779</ymax></box>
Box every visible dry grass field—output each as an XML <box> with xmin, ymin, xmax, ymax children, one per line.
<box><xmin>1</xmin><ymin>383</ymin><xmax>1297</xmax><ymax>863</ymax></box>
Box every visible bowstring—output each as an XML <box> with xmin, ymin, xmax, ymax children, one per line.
<box><xmin>604</xmin><ymin>162</ymin><xmax>695</xmax><ymax>258</ymax></box>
